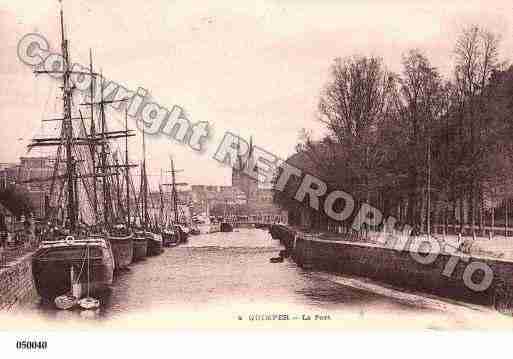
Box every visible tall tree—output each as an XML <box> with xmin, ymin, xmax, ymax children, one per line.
<box><xmin>318</xmin><ymin>56</ymin><xmax>395</xmax><ymax>209</ymax></box>
<box><xmin>453</xmin><ymin>25</ymin><xmax>501</xmax><ymax>234</ymax></box>
<box><xmin>395</xmin><ymin>49</ymin><xmax>447</xmax><ymax>229</ymax></box>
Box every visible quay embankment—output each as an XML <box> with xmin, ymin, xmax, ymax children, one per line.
<box><xmin>269</xmin><ymin>224</ymin><xmax>513</xmax><ymax>310</ymax></box>
<box><xmin>0</xmin><ymin>251</ymin><xmax>37</xmax><ymax>311</ymax></box>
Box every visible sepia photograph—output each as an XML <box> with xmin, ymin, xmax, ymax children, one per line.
<box><xmin>1</xmin><ymin>0</ymin><xmax>513</xmax><ymax>355</ymax></box>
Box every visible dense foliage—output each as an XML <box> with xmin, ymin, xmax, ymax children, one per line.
<box><xmin>0</xmin><ymin>186</ymin><xmax>34</xmax><ymax>217</ymax></box>
<box><xmin>274</xmin><ymin>25</ymin><xmax>513</xmax><ymax>232</ymax></box>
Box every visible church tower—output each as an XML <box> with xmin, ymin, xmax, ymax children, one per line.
<box><xmin>231</xmin><ymin>136</ymin><xmax>258</xmax><ymax>201</ymax></box>
<box><xmin>232</xmin><ymin>166</ymin><xmax>258</xmax><ymax>201</ymax></box>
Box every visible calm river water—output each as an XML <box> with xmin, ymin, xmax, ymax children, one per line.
<box><xmin>14</xmin><ymin>228</ymin><xmax>512</xmax><ymax>329</ymax></box>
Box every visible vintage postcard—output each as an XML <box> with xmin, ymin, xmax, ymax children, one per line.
<box><xmin>1</xmin><ymin>0</ymin><xmax>513</xmax><ymax>351</ymax></box>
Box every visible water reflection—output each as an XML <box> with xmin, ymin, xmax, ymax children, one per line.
<box><xmin>27</xmin><ymin>228</ymin><xmax>427</xmax><ymax>323</ymax></box>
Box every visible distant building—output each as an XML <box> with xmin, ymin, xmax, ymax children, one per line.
<box><xmin>231</xmin><ymin>165</ymin><xmax>258</xmax><ymax>201</ymax></box>
<box><xmin>187</xmin><ymin>162</ymin><xmax>286</xmax><ymax>221</ymax></box>
<box><xmin>0</xmin><ymin>156</ymin><xmax>59</xmax><ymax>219</ymax></box>
<box><xmin>232</xmin><ymin>162</ymin><xmax>285</xmax><ymax>217</ymax></box>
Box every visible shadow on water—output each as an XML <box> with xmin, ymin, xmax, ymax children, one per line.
<box><xmin>295</xmin><ymin>273</ymin><xmax>379</xmax><ymax>305</ymax></box>
<box><xmin>295</xmin><ymin>270</ymin><xmax>440</xmax><ymax>313</ymax></box>
<box><xmin>25</xmin><ymin>229</ymin><xmax>439</xmax><ymax>323</ymax></box>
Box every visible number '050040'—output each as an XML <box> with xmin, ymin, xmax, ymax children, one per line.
<box><xmin>16</xmin><ymin>340</ymin><xmax>47</xmax><ymax>350</ymax></box>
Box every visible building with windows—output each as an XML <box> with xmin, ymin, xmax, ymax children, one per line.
<box><xmin>187</xmin><ymin>165</ymin><xmax>286</xmax><ymax>221</ymax></box>
<box><xmin>0</xmin><ymin>156</ymin><xmax>59</xmax><ymax>219</ymax></box>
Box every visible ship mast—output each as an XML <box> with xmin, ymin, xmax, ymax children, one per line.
<box><xmin>89</xmin><ymin>49</ymin><xmax>98</xmax><ymax>222</ymax></box>
<box><xmin>60</xmin><ymin>7</ymin><xmax>77</xmax><ymax>230</ymax></box>
<box><xmin>29</xmin><ymin>5</ymin><xmax>133</xmax><ymax>229</ymax></box>
<box><xmin>114</xmin><ymin>155</ymin><xmax>122</xmax><ymax>219</ymax></box>
<box><xmin>159</xmin><ymin>180</ymin><xmax>164</xmax><ymax>226</ymax></box>
<box><xmin>99</xmin><ymin>73</ymin><xmax>111</xmax><ymax>226</ymax></box>
<box><xmin>142</xmin><ymin>127</ymin><xmax>148</xmax><ymax>227</ymax></box>
<box><xmin>171</xmin><ymin>158</ymin><xmax>179</xmax><ymax>225</ymax></box>
<box><xmin>125</xmin><ymin>109</ymin><xmax>131</xmax><ymax>226</ymax></box>
<box><xmin>163</xmin><ymin>156</ymin><xmax>186</xmax><ymax>234</ymax></box>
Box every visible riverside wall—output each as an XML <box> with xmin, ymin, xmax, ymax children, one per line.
<box><xmin>269</xmin><ymin>224</ymin><xmax>513</xmax><ymax>308</ymax></box>
<box><xmin>0</xmin><ymin>252</ymin><xmax>37</xmax><ymax>311</ymax></box>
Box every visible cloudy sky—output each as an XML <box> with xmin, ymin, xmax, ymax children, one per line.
<box><xmin>1</xmin><ymin>0</ymin><xmax>512</xmax><ymax>187</ymax></box>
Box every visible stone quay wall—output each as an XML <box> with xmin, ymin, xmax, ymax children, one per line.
<box><xmin>0</xmin><ymin>252</ymin><xmax>37</xmax><ymax>311</ymax></box>
<box><xmin>269</xmin><ymin>225</ymin><xmax>513</xmax><ymax>309</ymax></box>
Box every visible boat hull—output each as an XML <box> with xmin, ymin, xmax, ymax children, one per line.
<box><xmin>190</xmin><ymin>228</ymin><xmax>201</xmax><ymax>235</ymax></box>
<box><xmin>162</xmin><ymin>231</ymin><xmax>179</xmax><ymax>247</ymax></box>
<box><xmin>132</xmin><ymin>235</ymin><xmax>148</xmax><ymax>261</ymax></box>
<box><xmin>198</xmin><ymin>223</ymin><xmax>221</xmax><ymax>234</ymax></box>
<box><xmin>146</xmin><ymin>232</ymin><xmax>163</xmax><ymax>256</ymax></box>
<box><xmin>179</xmin><ymin>233</ymin><xmax>189</xmax><ymax>243</ymax></box>
<box><xmin>220</xmin><ymin>222</ymin><xmax>233</xmax><ymax>232</ymax></box>
<box><xmin>107</xmin><ymin>233</ymin><xmax>134</xmax><ymax>269</ymax></box>
<box><xmin>177</xmin><ymin>227</ymin><xmax>189</xmax><ymax>243</ymax></box>
<box><xmin>32</xmin><ymin>240</ymin><xmax>114</xmax><ymax>300</ymax></box>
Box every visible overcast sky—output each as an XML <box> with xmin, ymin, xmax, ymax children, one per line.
<box><xmin>1</xmin><ymin>0</ymin><xmax>512</xmax><ymax>187</ymax></box>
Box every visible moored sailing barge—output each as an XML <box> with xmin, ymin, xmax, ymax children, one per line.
<box><xmin>146</xmin><ymin>230</ymin><xmax>163</xmax><ymax>256</ymax></box>
<box><xmin>160</xmin><ymin>157</ymin><xmax>189</xmax><ymax>245</ymax></box>
<box><xmin>132</xmin><ymin>230</ymin><xmax>148</xmax><ymax>261</ymax></box>
<box><xmin>32</xmin><ymin>236</ymin><xmax>114</xmax><ymax>300</ymax></box>
<box><xmin>28</xmin><ymin>6</ymin><xmax>125</xmax><ymax>300</ymax></box>
<box><xmin>107</xmin><ymin>225</ymin><xmax>134</xmax><ymax>269</ymax></box>
<box><xmin>137</xmin><ymin>121</ymin><xmax>163</xmax><ymax>257</ymax></box>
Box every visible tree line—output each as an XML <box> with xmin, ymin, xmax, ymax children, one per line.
<box><xmin>274</xmin><ymin>25</ymin><xmax>513</xmax><ymax>235</ymax></box>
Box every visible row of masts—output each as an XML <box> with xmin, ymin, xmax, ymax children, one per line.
<box><xmin>27</xmin><ymin>7</ymin><xmax>184</xmax><ymax>233</ymax></box>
